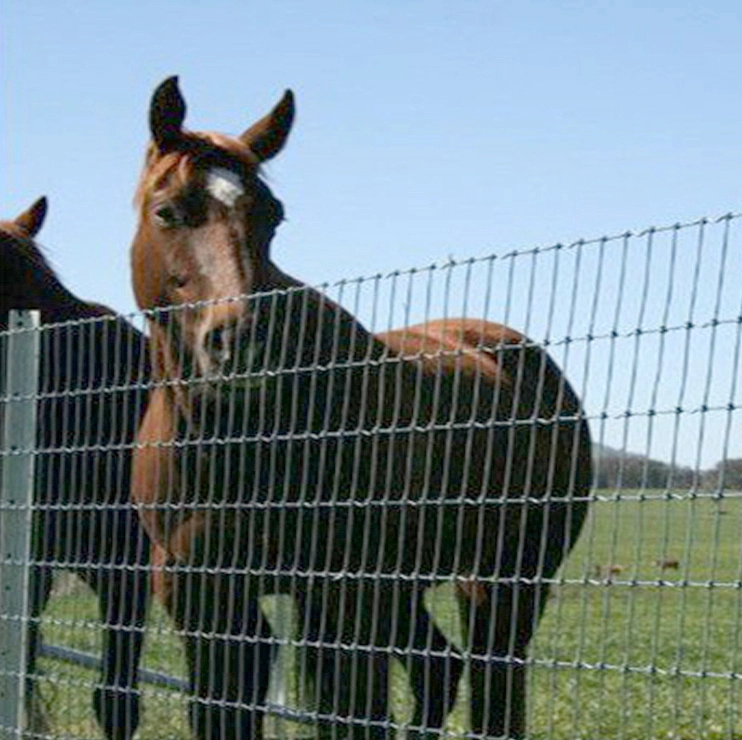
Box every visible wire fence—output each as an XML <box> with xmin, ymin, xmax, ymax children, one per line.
<box><xmin>1</xmin><ymin>211</ymin><xmax>742</xmax><ymax>740</ymax></box>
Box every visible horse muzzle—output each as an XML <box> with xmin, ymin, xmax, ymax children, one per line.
<box><xmin>197</xmin><ymin>317</ymin><xmax>269</xmax><ymax>387</ymax></box>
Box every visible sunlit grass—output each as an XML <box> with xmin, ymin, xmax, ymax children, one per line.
<box><xmin>30</xmin><ymin>493</ymin><xmax>742</xmax><ymax>739</ymax></box>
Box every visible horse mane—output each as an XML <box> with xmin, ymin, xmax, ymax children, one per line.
<box><xmin>0</xmin><ymin>222</ymin><xmax>114</xmax><ymax>320</ymax></box>
<box><xmin>134</xmin><ymin>130</ymin><xmax>261</xmax><ymax>212</ymax></box>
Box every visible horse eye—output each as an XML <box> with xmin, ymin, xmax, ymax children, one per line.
<box><xmin>153</xmin><ymin>203</ymin><xmax>180</xmax><ymax>229</ymax></box>
<box><xmin>169</xmin><ymin>273</ymin><xmax>189</xmax><ymax>289</ymax></box>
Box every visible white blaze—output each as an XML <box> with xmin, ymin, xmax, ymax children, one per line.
<box><xmin>206</xmin><ymin>167</ymin><xmax>245</xmax><ymax>208</ymax></box>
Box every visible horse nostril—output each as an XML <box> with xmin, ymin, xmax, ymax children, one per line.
<box><xmin>203</xmin><ymin>323</ymin><xmax>237</xmax><ymax>369</ymax></box>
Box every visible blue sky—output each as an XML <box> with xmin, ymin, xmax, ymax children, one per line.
<box><xmin>3</xmin><ymin>1</ymin><xmax>742</xmax><ymax>468</ymax></box>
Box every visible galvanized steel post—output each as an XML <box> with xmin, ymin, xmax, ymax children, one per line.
<box><xmin>0</xmin><ymin>310</ymin><xmax>40</xmax><ymax>739</ymax></box>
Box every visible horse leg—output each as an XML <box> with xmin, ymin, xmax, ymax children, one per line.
<box><xmin>329</xmin><ymin>581</ymin><xmax>393</xmax><ymax>740</ymax></box>
<box><xmin>401</xmin><ymin>587</ymin><xmax>463</xmax><ymax>740</ymax></box>
<box><xmin>86</xmin><ymin>563</ymin><xmax>150</xmax><ymax>740</ymax></box>
<box><xmin>295</xmin><ymin>580</ymin><xmax>391</xmax><ymax>740</ymax></box>
<box><xmin>291</xmin><ymin>584</ymin><xmax>333</xmax><ymax>739</ymax></box>
<box><xmin>457</xmin><ymin>580</ymin><xmax>545</xmax><ymax>740</ymax></box>
<box><xmin>25</xmin><ymin>565</ymin><xmax>53</xmax><ymax>734</ymax></box>
<box><xmin>175</xmin><ymin>570</ymin><xmax>275</xmax><ymax>740</ymax></box>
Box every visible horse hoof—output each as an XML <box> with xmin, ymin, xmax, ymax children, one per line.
<box><xmin>24</xmin><ymin>690</ymin><xmax>51</xmax><ymax>738</ymax></box>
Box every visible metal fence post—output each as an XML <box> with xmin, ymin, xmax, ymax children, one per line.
<box><xmin>0</xmin><ymin>310</ymin><xmax>40</xmax><ymax>739</ymax></box>
<box><xmin>266</xmin><ymin>596</ymin><xmax>293</xmax><ymax>740</ymax></box>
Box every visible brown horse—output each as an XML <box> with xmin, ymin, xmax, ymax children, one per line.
<box><xmin>130</xmin><ymin>76</ymin><xmax>592</xmax><ymax>740</ymax></box>
<box><xmin>0</xmin><ymin>199</ymin><xmax>152</xmax><ymax>739</ymax></box>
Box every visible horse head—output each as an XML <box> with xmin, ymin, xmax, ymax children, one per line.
<box><xmin>0</xmin><ymin>197</ymin><xmax>74</xmax><ymax>324</ymax></box>
<box><xmin>131</xmin><ymin>77</ymin><xmax>299</xmax><ymax>401</ymax></box>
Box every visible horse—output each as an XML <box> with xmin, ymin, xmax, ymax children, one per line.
<box><xmin>130</xmin><ymin>76</ymin><xmax>592</xmax><ymax>740</ymax></box>
<box><xmin>0</xmin><ymin>198</ymin><xmax>152</xmax><ymax>740</ymax></box>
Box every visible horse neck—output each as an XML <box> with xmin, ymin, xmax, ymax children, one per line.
<box><xmin>147</xmin><ymin>284</ymin><xmax>388</xmax><ymax>441</ymax></box>
<box><xmin>37</xmin><ymin>297</ymin><xmax>149</xmax><ymax>393</ymax></box>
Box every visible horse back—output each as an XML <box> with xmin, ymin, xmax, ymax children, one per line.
<box><xmin>375</xmin><ymin>318</ymin><xmax>592</xmax><ymax>576</ymax></box>
<box><xmin>34</xmin><ymin>302</ymin><xmax>151</xmax><ymax>505</ymax></box>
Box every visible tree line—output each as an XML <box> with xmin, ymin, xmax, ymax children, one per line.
<box><xmin>592</xmin><ymin>445</ymin><xmax>742</xmax><ymax>491</ymax></box>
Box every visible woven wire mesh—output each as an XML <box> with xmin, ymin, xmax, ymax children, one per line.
<box><xmin>1</xmin><ymin>212</ymin><xmax>741</xmax><ymax>740</ymax></box>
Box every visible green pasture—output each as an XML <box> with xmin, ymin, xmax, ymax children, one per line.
<box><xmin>30</xmin><ymin>493</ymin><xmax>742</xmax><ymax>739</ymax></box>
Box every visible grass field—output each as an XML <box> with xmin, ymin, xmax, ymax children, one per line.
<box><xmin>30</xmin><ymin>492</ymin><xmax>742</xmax><ymax>739</ymax></box>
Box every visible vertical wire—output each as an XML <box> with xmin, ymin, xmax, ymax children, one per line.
<box><xmin>333</xmin><ymin>275</ymin><xmax>378</xmax><ymax>739</ymax></box>
<box><xmin>594</xmin><ymin>232</ymin><xmax>631</xmax><ymax>728</ymax></box>
<box><xmin>260</xmin><ymin>286</ymin><xmax>298</xmax><ymax>724</ymax></box>
<box><xmin>426</xmin><ymin>259</ymin><xmax>462</xmax><ymax>598</ymax></box>
<box><xmin>411</xmin><ymin>263</ymin><xmax>452</xmax><ymax>728</ymax></box>
<box><xmin>465</xmin><ymin>249</ymin><xmax>518</xmax><ymax>739</ymax></box>
<box><xmin>440</xmin><ymin>258</ymin><xmax>479</xmax><ymax>739</ymax></box>
<box><xmin>595</xmin><ymin>229</ymin><xmax>631</xmax><ymax>737</ymax></box>
<box><xmin>618</xmin><ymin>225</ymin><xmax>656</xmax><ymax>740</ymax></box>
<box><xmin>643</xmin><ymin>225</ymin><xmax>680</xmax><ymax>740</ymax></box>
<box><xmin>271</xmin><ymin>286</ymin><xmax>308</xmax><ymax>718</ymax></box>
<box><xmin>717</xmin><ymin>217</ymin><xmax>742</xmax><ymax>738</ymax></box>
<box><xmin>556</xmin><ymin>238</ymin><xmax>606</xmax><ymax>732</ymax></box>
<box><xmin>227</xmin><ymin>295</ymin><xmax>256</xmax><ymax>721</ymax></box>
<box><xmin>659</xmin><ymin>228</ymin><xmax>694</xmax><ymax>738</ymax></box>
<box><xmin>235</xmin><ymin>289</ymin><xmax>275</xmax><ymax>657</ymax></box>
<box><xmin>338</xmin><ymin>277</ymin><xmax>370</xmax><ymax>733</ymax></box>
<box><xmin>390</xmin><ymin>267</ymin><xmax>419</xmax><ymax>736</ymax></box>
<box><xmin>425</xmin><ymin>259</ymin><xmax>457</xmax><ymax>595</ymax></box>
<box><xmin>267</xmin><ymin>285</ymin><xmax>309</xmax><ymax>728</ymax></box>
<box><xmin>318</xmin><ymin>279</ymin><xmax>360</xmax><ymax>733</ymax></box>
<box><xmin>250</xmin><ymin>286</ymin><xmax>289</xmax><ymax>720</ymax></box>
<box><xmin>563</xmin><ymin>235</ymin><xmax>606</xmax><ymax>739</ymax></box>
<box><xmin>99</xmin><ymin>316</ymin><xmax>118</xmax><ymax>698</ymax></box>
<box><xmin>540</xmin><ymin>241</ymin><xmax>566</xmax><ymax>740</ymax></box>
<box><xmin>107</xmin><ymin>317</ymin><xmax>124</xmax><ymax>608</ymax></box>
<box><xmin>553</xmin><ymin>239</ymin><xmax>585</xmax><ymax>738</ymax></box>
<box><xmin>176</xmin><ymin>303</ymin><xmax>210</xmax><ymax>725</ymax></box>
<box><xmin>274</xmin><ymin>285</ymin><xmax>313</xmax><ymax>723</ymax></box>
<box><xmin>470</xmin><ymin>254</ymin><xmax>499</xmax><ymax>738</ymax></box>
<box><xmin>670</xmin><ymin>218</ymin><xmax>706</xmax><ymax>732</ymax></box>
<box><xmin>61</xmin><ymin>319</ymin><xmax>75</xmax><ymax>573</ymax></box>
<box><xmin>447</xmin><ymin>262</ymin><xmax>480</xmax><ymax>624</ymax></box>
<box><xmin>425</xmin><ymin>260</ymin><xmax>485</xmax><ymax>734</ymax></box>
<box><xmin>363</xmin><ymin>270</ymin><xmax>397</xmax><ymax>735</ymax></box>
<box><xmin>696</xmin><ymin>215</ymin><xmax>731</xmax><ymax>734</ymax></box>
<box><xmin>505</xmin><ymin>246</ymin><xmax>545</xmax><ymax>739</ymax></box>
<box><xmin>34</xmin><ymin>320</ymin><xmax>51</xmax><ymax>703</ymax></box>
<box><xmin>407</xmin><ymin>263</ymin><xmax>438</xmax><ymax>602</ymax></box>
<box><xmin>634</xmin><ymin>228</ymin><xmax>659</xmax><ymax>740</ymax></box>
<box><xmin>397</xmin><ymin>267</ymin><xmax>428</xmax><ymax>714</ymax></box>
<box><xmin>368</xmin><ymin>270</ymin><xmax>402</xmax><ymax>737</ymax></box>
<box><xmin>311</xmin><ymin>274</ymin><xmax>371</xmax><ymax>739</ymax></box>
<box><xmin>284</xmin><ymin>291</ymin><xmax>318</xmax><ymax>720</ymax></box>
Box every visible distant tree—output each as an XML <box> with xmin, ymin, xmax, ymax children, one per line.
<box><xmin>593</xmin><ymin>445</ymin><xmax>695</xmax><ymax>490</ymax></box>
<box><xmin>704</xmin><ymin>458</ymin><xmax>742</xmax><ymax>492</ymax></box>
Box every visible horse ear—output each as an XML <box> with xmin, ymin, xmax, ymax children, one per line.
<box><xmin>14</xmin><ymin>196</ymin><xmax>48</xmax><ymax>237</ymax></box>
<box><xmin>149</xmin><ymin>76</ymin><xmax>186</xmax><ymax>151</ymax></box>
<box><xmin>240</xmin><ymin>90</ymin><xmax>295</xmax><ymax>162</ymax></box>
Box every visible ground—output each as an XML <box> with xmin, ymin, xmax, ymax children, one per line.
<box><xmin>31</xmin><ymin>493</ymin><xmax>742</xmax><ymax>739</ymax></box>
